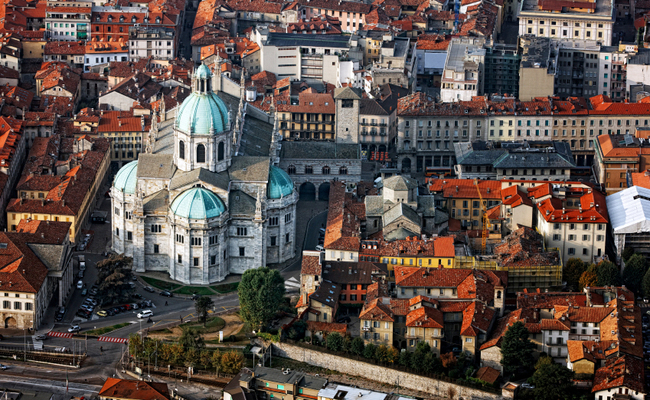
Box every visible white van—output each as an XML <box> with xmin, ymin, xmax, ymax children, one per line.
<box><xmin>315</xmin><ymin>245</ymin><xmax>325</xmax><ymax>252</ymax></box>
<box><xmin>78</xmin><ymin>255</ymin><xmax>86</xmax><ymax>270</ymax></box>
<box><xmin>137</xmin><ymin>310</ymin><xmax>153</xmax><ymax>319</ymax></box>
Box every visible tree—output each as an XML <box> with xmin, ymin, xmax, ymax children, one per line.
<box><xmin>220</xmin><ymin>351</ymin><xmax>244</xmax><ymax>374</ymax></box>
<box><xmin>350</xmin><ymin>337</ymin><xmax>365</xmax><ymax>357</ymax></box>
<box><xmin>441</xmin><ymin>352</ymin><xmax>457</xmax><ymax>369</ymax></box>
<box><xmin>622</xmin><ymin>247</ymin><xmax>635</xmax><ymax>262</ymax></box>
<box><xmin>623</xmin><ymin>253</ymin><xmax>647</xmax><ymax>294</ymax></box>
<box><xmin>374</xmin><ymin>345</ymin><xmax>389</xmax><ymax>364</ymax></box>
<box><xmin>179</xmin><ymin>327</ymin><xmax>205</xmax><ymax>352</ymax></box>
<box><xmin>168</xmin><ymin>343</ymin><xmax>185</xmax><ymax>366</ymax></box>
<box><xmin>238</xmin><ymin>267</ymin><xmax>285</xmax><ymax>331</ymax></box>
<box><xmin>398</xmin><ymin>350</ymin><xmax>411</xmax><ymax>368</ymax></box>
<box><xmin>386</xmin><ymin>346</ymin><xmax>400</xmax><ymax>364</ymax></box>
<box><xmin>363</xmin><ymin>343</ymin><xmax>376</xmax><ymax>360</ymax></box>
<box><xmin>579</xmin><ymin>264</ymin><xmax>598</xmax><ymax>290</ymax></box>
<box><xmin>326</xmin><ymin>333</ymin><xmax>344</xmax><ymax>352</ymax></box>
<box><xmin>211</xmin><ymin>350</ymin><xmax>222</xmax><ymax>376</ymax></box>
<box><xmin>128</xmin><ymin>333</ymin><xmax>143</xmax><ymax>361</ymax></box>
<box><xmin>597</xmin><ymin>260</ymin><xmax>621</xmax><ymax>286</ymax></box>
<box><xmin>529</xmin><ymin>363</ymin><xmax>575</xmax><ymax>400</ymax></box>
<box><xmin>563</xmin><ymin>258</ymin><xmax>586</xmax><ymax>290</ymax></box>
<box><xmin>535</xmin><ymin>355</ymin><xmax>553</xmax><ymax>370</ymax></box>
<box><xmin>199</xmin><ymin>350</ymin><xmax>213</xmax><ymax>369</ymax></box>
<box><xmin>195</xmin><ymin>297</ymin><xmax>214</xmax><ymax>326</ymax></box>
<box><xmin>184</xmin><ymin>348</ymin><xmax>199</xmax><ymax>368</ymax></box>
<box><xmin>643</xmin><ymin>268</ymin><xmax>650</xmax><ymax>298</ymax></box>
<box><xmin>96</xmin><ymin>255</ymin><xmax>134</xmax><ymax>305</ymax></box>
<box><xmin>287</xmin><ymin>320</ymin><xmax>307</xmax><ymax>340</ymax></box>
<box><xmin>500</xmin><ymin>321</ymin><xmax>535</xmax><ymax>377</ymax></box>
<box><xmin>410</xmin><ymin>349</ymin><xmax>425</xmax><ymax>373</ymax></box>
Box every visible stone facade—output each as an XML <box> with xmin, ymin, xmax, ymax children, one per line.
<box><xmin>112</xmin><ymin>65</ymin><xmax>298</xmax><ymax>285</ymax></box>
<box><xmin>272</xmin><ymin>342</ymin><xmax>501</xmax><ymax>400</ymax></box>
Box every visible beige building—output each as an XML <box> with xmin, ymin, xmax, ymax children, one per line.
<box><xmin>518</xmin><ymin>36</ymin><xmax>555</xmax><ymax>101</ymax></box>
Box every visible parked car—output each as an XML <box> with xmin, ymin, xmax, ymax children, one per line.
<box><xmin>81</xmin><ymin>288</ymin><xmax>87</xmax><ymax>296</ymax></box>
<box><xmin>85</xmin><ymin>298</ymin><xmax>98</xmax><ymax>306</ymax></box>
<box><xmin>78</xmin><ymin>270</ymin><xmax>84</xmax><ymax>278</ymax></box>
<box><xmin>78</xmin><ymin>255</ymin><xmax>86</xmax><ymax>270</ymax></box>
<box><xmin>68</xmin><ymin>325</ymin><xmax>81</xmax><ymax>333</ymax></box>
<box><xmin>143</xmin><ymin>286</ymin><xmax>155</xmax><ymax>293</ymax></box>
<box><xmin>76</xmin><ymin>280</ymin><xmax>83</xmax><ymax>289</ymax></box>
<box><xmin>315</xmin><ymin>245</ymin><xmax>325</xmax><ymax>252</ymax></box>
<box><xmin>34</xmin><ymin>334</ymin><xmax>47</xmax><ymax>340</ymax></box>
<box><xmin>159</xmin><ymin>290</ymin><xmax>173</xmax><ymax>297</ymax></box>
<box><xmin>130</xmin><ymin>303</ymin><xmax>140</xmax><ymax>310</ymax></box>
<box><xmin>111</xmin><ymin>307</ymin><xmax>121</xmax><ymax>314</ymax></box>
<box><xmin>521</xmin><ymin>383</ymin><xmax>535</xmax><ymax>390</ymax></box>
<box><xmin>137</xmin><ymin>310</ymin><xmax>154</xmax><ymax>319</ymax></box>
<box><xmin>55</xmin><ymin>313</ymin><xmax>64</xmax><ymax>322</ymax></box>
<box><xmin>132</xmin><ymin>293</ymin><xmax>143</xmax><ymax>299</ymax></box>
<box><xmin>191</xmin><ymin>294</ymin><xmax>201</xmax><ymax>301</ymax></box>
<box><xmin>0</xmin><ymin>364</ymin><xmax>8</xmax><ymax>370</ymax></box>
<box><xmin>96</xmin><ymin>310</ymin><xmax>107</xmax><ymax>317</ymax></box>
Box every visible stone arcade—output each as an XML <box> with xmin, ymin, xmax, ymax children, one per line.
<box><xmin>111</xmin><ymin>64</ymin><xmax>298</xmax><ymax>284</ymax></box>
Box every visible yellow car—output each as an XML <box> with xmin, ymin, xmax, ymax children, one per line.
<box><xmin>96</xmin><ymin>310</ymin><xmax>107</xmax><ymax>317</ymax></box>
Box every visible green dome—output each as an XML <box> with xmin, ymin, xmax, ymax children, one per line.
<box><xmin>170</xmin><ymin>188</ymin><xmax>226</xmax><ymax>219</ymax></box>
<box><xmin>175</xmin><ymin>91</ymin><xmax>229</xmax><ymax>135</ymax></box>
<box><xmin>113</xmin><ymin>160</ymin><xmax>138</xmax><ymax>194</ymax></box>
<box><xmin>195</xmin><ymin>64</ymin><xmax>212</xmax><ymax>79</ymax></box>
<box><xmin>267</xmin><ymin>166</ymin><xmax>294</xmax><ymax>199</ymax></box>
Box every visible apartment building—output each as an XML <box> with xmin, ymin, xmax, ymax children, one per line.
<box><xmin>607</xmin><ymin>185</ymin><xmax>650</xmax><ymax>263</ymax></box>
<box><xmin>359</xmin><ymin>84</ymin><xmax>410</xmax><ymax>159</ymax></box>
<box><xmin>429</xmin><ymin>178</ymin><xmax>501</xmax><ymax>230</ymax></box>
<box><xmin>594</xmin><ymin>133</ymin><xmax>650</xmax><ymax>193</ymax></box>
<box><xmin>440</xmin><ymin>38</ymin><xmax>486</xmax><ymax>102</ymax></box>
<box><xmin>128</xmin><ymin>26</ymin><xmax>176</xmax><ymax>61</ymax></box>
<box><xmin>0</xmin><ymin>117</ymin><xmax>27</xmax><ymax>230</ymax></box>
<box><xmin>518</xmin><ymin>35</ymin><xmax>555</xmax><ymax>101</ymax></box>
<box><xmin>276</xmin><ymin>91</ymin><xmax>336</xmax><ymax>141</ymax></box>
<box><xmin>232</xmin><ymin>367</ymin><xmax>326</xmax><ymax>400</ymax></box>
<box><xmin>483</xmin><ymin>44</ymin><xmax>520</xmax><ymax>98</ymax></box>
<box><xmin>518</xmin><ymin>0</ymin><xmax>614</xmax><ymax>46</ymax></box>
<box><xmin>292</xmin><ymin>0</ymin><xmax>371</xmax><ymax>33</ymax></box>
<box><xmin>554</xmin><ymin>44</ymin><xmax>601</xmax><ymax>98</ymax></box>
<box><xmin>45</xmin><ymin>0</ymin><xmax>92</xmax><ymax>41</ymax></box>
<box><xmin>97</xmin><ymin>111</ymin><xmax>149</xmax><ymax>164</ymax></box>
<box><xmin>535</xmin><ymin>184</ymin><xmax>608</xmax><ymax>263</ymax></box>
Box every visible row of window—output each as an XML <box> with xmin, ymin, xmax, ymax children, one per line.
<box><xmin>287</xmin><ymin>165</ymin><xmax>347</xmax><ymax>175</ymax></box>
<box><xmin>1</xmin><ymin>301</ymin><xmax>32</xmax><ymax>311</ymax></box>
<box><xmin>553</xmin><ymin>223</ymin><xmax>605</xmax><ymax>230</ymax></box>
<box><xmin>178</xmin><ymin>141</ymin><xmax>226</xmax><ymax>163</ymax></box>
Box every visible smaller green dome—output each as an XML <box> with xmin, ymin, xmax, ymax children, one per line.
<box><xmin>267</xmin><ymin>166</ymin><xmax>294</xmax><ymax>199</ymax></box>
<box><xmin>170</xmin><ymin>188</ymin><xmax>226</xmax><ymax>219</ymax></box>
<box><xmin>195</xmin><ymin>64</ymin><xmax>212</xmax><ymax>79</ymax></box>
<box><xmin>113</xmin><ymin>160</ymin><xmax>138</xmax><ymax>194</ymax></box>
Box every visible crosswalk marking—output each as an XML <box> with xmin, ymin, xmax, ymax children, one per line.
<box><xmin>47</xmin><ymin>331</ymin><xmax>73</xmax><ymax>338</ymax></box>
<box><xmin>98</xmin><ymin>336</ymin><xmax>128</xmax><ymax>344</ymax></box>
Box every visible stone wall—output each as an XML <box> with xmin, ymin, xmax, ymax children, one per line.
<box><xmin>272</xmin><ymin>342</ymin><xmax>502</xmax><ymax>400</ymax></box>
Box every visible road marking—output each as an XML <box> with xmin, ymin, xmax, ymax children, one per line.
<box><xmin>98</xmin><ymin>336</ymin><xmax>128</xmax><ymax>344</ymax></box>
<box><xmin>47</xmin><ymin>331</ymin><xmax>73</xmax><ymax>338</ymax></box>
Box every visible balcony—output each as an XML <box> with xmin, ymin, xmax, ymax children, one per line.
<box><xmin>431</xmin><ymin>331</ymin><xmax>444</xmax><ymax>339</ymax></box>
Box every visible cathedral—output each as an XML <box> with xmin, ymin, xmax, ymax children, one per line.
<box><xmin>110</xmin><ymin>64</ymin><xmax>298</xmax><ymax>285</ymax></box>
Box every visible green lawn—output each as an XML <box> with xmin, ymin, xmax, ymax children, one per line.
<box><xmin>83</xmin><ymin>322</ymin><xmax>131</xmax><ymax>336</ymax></box>
<box><xmin>210</xmin><ymin>282</ymin><xmax>239</xmax><ymax>294</ymax></box>
<box><xmin>180</xmin><ymin>316</ymin><xmax>225</xmax><ymax>333</ymax></box>
<box><xmin>174</xmin><ymin>286</ymin><xmax>215</xmax><ymax>295</ymax></box>
<box><xmin>141</xmin><ymin>276</ymin><xmax>181</xmax><ymax>291</ymax></box>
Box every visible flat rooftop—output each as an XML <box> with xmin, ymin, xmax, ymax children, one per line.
<box><xmin>266</xmin><ymin>33</ymin><xmax>351</xmax><ymax>48</ymax></box>
<box><xmin>445</xmin><ymin>41</ymin><xmax>485</xmax><ymax>72</ymax></box>
<box><xmin>520</xmin><ymin>0</ymin><xmax>614</xmax><ymax>19</ymax></box>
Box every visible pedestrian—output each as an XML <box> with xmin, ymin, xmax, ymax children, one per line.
<box><xmin>100</xmin><ymin>346</ymin><xmax>103</xmax><ymax>352</ymax></box>
<box><xmin>180</xmin><ymin>315</ymin><xmax>183</xmax><ymax>323</ymax></box>
<box><xmin>165</xmin><ymin>301</ymin><xmax>168</xmax><ymax>306</ymax></box>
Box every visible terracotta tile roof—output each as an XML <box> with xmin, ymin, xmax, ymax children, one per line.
<box><xmin>415</xmin><ymin>33</ymin><xmax>452</xmax><ymax>50</ymax></box>
<box><xmin>539</xmin><ymin>318</ymin><xmax>569</xmax><ymax>331</ymax></box>
<box><xmin>39</xmin><ymin>64</ymin><xmax>81</xmax><ymax>94</ymax></box>
<box><xmin>408</xmin><ymin>295</ymin><xmax>438</xmax><ymax>307</ymax></box>
<box><xmin>215</xmin><ymin>0</ymin><xmax>284</xmax><ymax>14</ymax></box>
<box><xmin>567</xmin><ymin>340</ymin><xmax>616</xmax><ymax>363</ymax></box>
<box><xmin>324</xmin><ymin>182</ymin><xmax>363</xmax><ymax>251</ymax></box>
<box><xmin>405</xmin><ymin>305</ymin><xmax>444</xmax><ymax>328</ymax></box>
<box><xmin>554</xmin><ymin>305</ymin><xmax>613</xmax><ymax>324</ymax></box>
<box><xmin>365</xmin><ymin>281</ymin><xmax>390</xmax><ymax>301</ymax></box>
<box><xmin>0</xmin><ymin>65</ymin><xmax>19</xmax><ymax>80</ymax></box>
<box><xmin>429</xmin><ymin>178</ymin><xmax>501</xmax><ymax>199</ymax></box>
<box><xmin>479</xmin><ymin>308</ymin><xmax>539</xmax><ymax>350</ymax></box>
<box><xmin>461</xmin><ymin>301</ymin><xmax>494</xmax><ymax>336</ymax></box>
<box><xmin>630</xmin><ymin>171</ymin><xmax>650</xmax><ymax>189</ymax></box>
<box><xmin>0</xmin><ymin>85</ymin><xmax>33</xmax><ymax>110</ymax></box>
<box><xmin>301</xmin><ymin>254</ymin><xmax>322</xmax><ymax>275</ymax></box>
<box><xmin>536</xmin><ymin>187</ymin><xmax>608</xmax><ymax>224</ymax></box>
<box><xmin>501</xmin><ymin>185</ymin><xmax>533</xmax><ymax>208</ymax></box>
<box><xmin>359</xmin><ymin>298</ymin><xmax>394</xmax><ymax>322</ymax></box>
<box><xmin>322</xmin><ymin>260</ymin><xmax>387</xmax><ymax>284</ymax></box>
<box><xmin>99</xmin><ymin>378</ymin><xmax>170</xmax><ymax>400</ymax></box>
<box><xmin>306</xmin><ymin>321</ymin><xmax>347</xmax><ymax>335</ymax></box>
<box><xmin>44</xmin><ymin>41</ymin><xmax>85</xmax><ymax>55</ymax></box>
<box><xmin>516</xmin><ymin>291</ymin><xmax>586</xmax><ymax>309</ymax></box>
<box><xmin>38</xmin><ymin>96</ymin><xmax>74</xmax><ymax>116</ymax></box>
<box><xmin>102</xmin><ymin>72</ymin><xmax>162</xmax><ymax>106</ymax></box>
<box><xmin>494</xmin><ymin>226</ymin><xmax>561</xmax><ymax>268</ymax></box>
<box><xmin>475</xmin><ymin>366</ymin><xmax>500</xmax><ymax>384</ymax></box>
<box><xmin>97</xmin><ymin>111</ymin><xmax>150</xmax><ymax>133</ymax></box>
<box><xmin>591</xmin><ymin>355</ymin><xmax>644</xmax><ymax>394</ymax></box>
<box><xmin>284</xmin><ymin>16</ymin><xmax>342</xmax><ymax>34</ymax></box>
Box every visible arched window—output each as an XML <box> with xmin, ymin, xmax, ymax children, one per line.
<box><xmin>179</xmin><ymin>140</ymin><xmax>185</xmax><ymax>159</ymax></box>
<box><xmin>322</xmin><ymin>166</ymin><xmax>330</xmax><ymax>175</ymax></box>
<box><xmin>196</xmin><ymin>144</ymin><xmax>206</xmax><ymax>163</ymax></box>
<box><xmin>287</xmin><ymin>165</ymin><xmax>296</xmax><ymax>174</ymax></box>
<box><xmin>132</xmin><ymin>16</ymin><xmax>137</xmax><ymax>22</ymax></box>
<box><xmin>497</xmin><ymin>291</ymin><xmax>502</xmax><ymax>299</ymax></box>
<box><xmin>305</xmin><ymin>165</ymin><xmax>313</xmax><ymax>174</ymax></box>
<box><xmin>218</xmin><ymin>142</ymin><xmax>224</xmax><ymax>161</ymax></box>
<box><xmin>339</xmin><ymin>166</ymin><xmax>348</xmax><ymax>175</ymax></box>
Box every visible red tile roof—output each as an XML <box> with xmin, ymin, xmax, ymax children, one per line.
<box><xmin>494</xmin><ymin>226</ymin><xmax>561</xmax><ymax>268</ymax></box>
<box><xmin>306</xmin><ymin>321</ymin><xmax>347</xmax><ymax>335</ymax></box>
<box><xmin>536</xmin><ymin>187</ymin><xmax>608</xmax><ymax>224</ymax></box>
<box><xmin>301</xmin><ymin>254</ymin><xmax>322</xmax><ymax>275</ymax></box>
<box><xmin>591</xmin><ymin>355</ymin><xmax>644</xmax><ymax>394</ymax></box>
<box><xmin>475</xmin><ymin>366</ymin><xmax>500</xmax><ymax>384</ymax></box>
<box><xmin>405</xmin><ymin>305</ymin><xmax>444</xmax><ymax>328</ymax></box>
<box><xmin>429</xmin><ymin>178</ymin><xmax>501</xmax><ymax>199</ymax></box>
<box><xmin>99</xmin><ymin>378</ymin><xmax>170</xmax><ymax>400</ymax></box>
<box><xmin>630</xmin><ymin>170</ymin><xmax>650</xmax><ymax>189</ymax></box>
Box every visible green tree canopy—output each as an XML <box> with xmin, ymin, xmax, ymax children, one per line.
<box><xmin>96</xmin><ymin>255</ymin><xmax>134</xmax><ymax>305</ymax></box>
<box><xmin>363</xmin><ymin>343</ymin><xmax>376</xmax><ymax>359</ymax></box>
<box><xmin>622</xmin><ymin>247</ymin><xmax>635</xmax><ymax>262</ymax></box>
<box><xmin>238</xmin><ymin>267</ymin><xmax>285</xmax><ymax>331</ymax></box>
<box><xmin>325</xmin><ymin>332</ymin><xmax>344</xmax><ymax>352</ymax></box>
<box><xmin>563</xmin><ymin>258</ymin><xmax>586</xmax><ymax>290</ymax></box>
<box><xmin>179</xmin><ymin>327</ymin><xmax>205</xmax><ymax>352</ymax></box>
<box><xmin>195</xmin><ymin>296</ymin><xmax>215</xmax><ymax>326</ymax></box>
<box><xmin>642</xmin><ymin>267</ymin><xmax>650</xmax><ymax>298</ymax></box>
<box><xmin>350</xmin><ymin>337</ymin><xmax>365</xmax><ymax>356</ymax></box>
<box><xmin>622</xmin><ymin>253</ymin><xmax>647</xmax><ymax>294</ymax></box>
<box><xmin>220</xmin><ymin>351</ymin><xmax>244</xmax><ymax>374</ymax></box>
<box><xmin>500</xmin><ymin>321</ymin><xmax>535</xmax><ymax>377</ymax></box>
<box><xmin>529</xmin><ymin>363</ymin><xmax>575</xmax><ymax>400</ymax></box>
<box><xmin>597</xmin><ymin>261</ymin><xmax>621</xmax><ymax>286</ymax></box>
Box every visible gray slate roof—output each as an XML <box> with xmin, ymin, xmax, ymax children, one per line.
<box><xmin>229</xmin><ymin>156</ymin><xmax>270</xmax><ymax>182</ymax></box>
<box><xmin>364</xmin><ymin>195</ymin><xmax>386</xmax><ymax>217</ymax></box>
<box><xmin>383</xmin><ymin>175</ymin><xmax>417</xmax><ymax>190</ymax></box>
<box><xmin>280</xmin><ymin>142</ymin><xmax>360</xmax><ymax>159</ymax></box>
<box><xmin>334</xmin><ymin>86</ymin><xmax>362</xmax><ymax>100</ymax></box>
<box><xmin>384</xmin><ymin>226</ymin><xmax>419</xmax><ymax>241</ymax></box>
<box><xmin>137</xmin><ymin>153</ymin><xmax>176</xmax><ymax>179</ymax></box>
<box><xmin>28</xmin><ymin>243</ymin><xmax>65</xmax><ymax>272</ymax></box>
<box><xmin>229</xmin><ymin>190</ymin><xmax>255</xmax><ymax>217</ymax></box>
<box><xmin>143</xmin><ymin>190</ymin><xmax>169</xmax><ymax>213</ymax></box>
<box><xmin>169</xmin><ymin>168</ymin><xmax>230</xmax><ymax>191</ymax></box>
<box><xmin>416</xmin><ymin>195</ymin><xmax>436</xmax><ymax>217</ymax></box>
<box><xmin>383</xmin><ymin>202</ymin><xmax>421</xmax><ymax>227</ymax></box>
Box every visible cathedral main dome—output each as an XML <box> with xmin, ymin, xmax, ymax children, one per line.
<box><xmin>175</xmin><ymin>64</ymin><xmax>229</xmax><ymax>135</ymax></box>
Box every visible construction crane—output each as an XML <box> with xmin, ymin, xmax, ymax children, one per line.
<box><xmin>474</xmin><ymin>178</ymin><xmax>488</xmax><ymax>255</ymax></box>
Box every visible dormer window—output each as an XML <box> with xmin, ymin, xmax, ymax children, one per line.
<box><xmin>120</xmin><ymin>15</ymin><xmax>125</xmax><ymax>22</ymax></box>
<box><xmin>107</xmin><ymin>15</ymin><xmax>112</xmax><ymax>22</ymax></box>
<box><xmin>95</xmin><ymin>16</ymin><xmax>100</xmax><ymax>22</ymax></box>
<box><xmin>132</xmin><ymin>16</ymin><xmax>137</xmax><ymax>23</ymax></box>
<box><xmin>156</xmin><ymin>17</ymin><xmax>161</xmax><ymax>23</ymax></box>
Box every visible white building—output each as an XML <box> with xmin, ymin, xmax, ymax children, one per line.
<box><xmin>111</xmin><ymin>64</ymin><xmax>298</xmax><ymax>284</ymax></box>
<box><xmin>440</xmin><ymin>38</ymin><xmax>486</xmax><ymax>103</ymax></box>
<box><xmin>606</xmin><ymin>185</ymin><xmax>650</xmax><ymax>264</ymax></box>
<box><xmin>128</xmin><ymin>26</ymin><xmax>176</xmax><ymax>61</ymax></box>
<box><xmin>45</xmin><ymin>0</ymin><xmax>92</xmax><ymax>41</ymax></box>
<box><xmin>518</xmin><ymin>0</ymin><xmax>614</xmax><ymax>46</ymax></box>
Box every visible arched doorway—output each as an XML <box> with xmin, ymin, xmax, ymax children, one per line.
<box><xmin>319</xmin><ymin>182</ymin><xmax>331</xmax><ymax>201</ymax></box>
<box><xmin>299</xmin><ymin>182</ymin><xmax>316</xmax><ymax>200</ymax></box>
<box><xmin>402</xmin><ymin>157</ymin><xmax>412</xmax><ymax>172</ymax></box>
<box><xmin>4</xmin><ymin>317</ymin><xmax>16</xmax><ymax>329</ymax></box>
